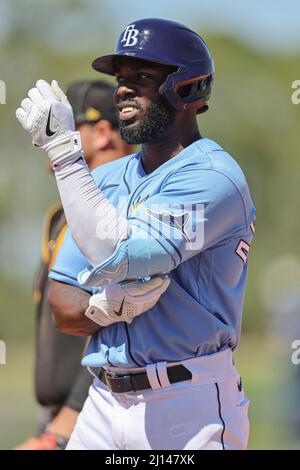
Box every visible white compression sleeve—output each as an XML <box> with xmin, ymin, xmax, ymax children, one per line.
<box><xmin>54</xmin><ymin>156</ymin><xmax>128</xmax><ymax>267</ymax></box>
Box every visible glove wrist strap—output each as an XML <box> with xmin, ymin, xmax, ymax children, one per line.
<box><xmin>43</xmin><ymin>131</ymin><xmax>83</xmax><ymax>166</ymax></box>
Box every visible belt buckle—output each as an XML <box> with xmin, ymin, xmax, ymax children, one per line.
<box><xmin>105</xmin><ymin>371</ymin><xmax>136</xmax><ymax>393</ymax></box>
<box><xmin>104</xmin><ymin>369</ymin><xmax>118</xmax><ymax>379</ymax></box>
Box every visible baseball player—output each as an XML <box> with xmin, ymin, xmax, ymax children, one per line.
<box><xmin>16</xmin><ymin>18</ymin><xmax>256</xmax><ymax>450</ymax></box>
<box><xmin>15</xmin><ymin>80</ymin><xmax>134</xmax><ymax>450</ymax></box>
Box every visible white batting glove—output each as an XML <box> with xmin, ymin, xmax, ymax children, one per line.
<box><xmin>16</xmin><ymin>79</ymin><xmax>82</xmax><ymax>165</ymax></box>
<box><xmin>85</xmin><ymin>276</ymin><xmax>170</xmax><ymax>327</ymax></box>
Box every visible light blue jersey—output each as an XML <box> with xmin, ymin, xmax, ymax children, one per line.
<box><xmin>49</xmin><ymin>138</ymin><xmax>255</xmax><ymax>368</ymax></box>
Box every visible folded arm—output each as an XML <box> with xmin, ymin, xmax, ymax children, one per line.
<box><xmin>48</xmin><ymin>280</ymin><xmax>101</xmax><ymax>336</ymax></box>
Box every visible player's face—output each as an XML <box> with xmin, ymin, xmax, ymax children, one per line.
<box><xmin>114</xmin><ymin>57</ymin><xmax>176</xmax><ymax>144</ymax></box>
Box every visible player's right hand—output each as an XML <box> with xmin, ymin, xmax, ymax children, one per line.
<box><xmin>16</xmin><ymin>80</ymin><xmax>82</xmax><ymax>165</ymax></box>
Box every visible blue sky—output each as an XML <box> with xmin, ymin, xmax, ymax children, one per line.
<box><xmin>1</xmin><ymin>0</ymin><xmax>300</xmax><ymax>55</ymax></box>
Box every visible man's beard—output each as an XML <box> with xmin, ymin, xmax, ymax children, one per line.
<box><xmin>119</xmin><ymin>99</ymin><xmax>175</xmax><ymax>145</ymax></box>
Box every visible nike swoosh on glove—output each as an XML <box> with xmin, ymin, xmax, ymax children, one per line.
<box><xmin>85</xmin><ymin>276</ymin><xmax>171</xmax><ymax>327</ymax></box>
<box><xmin>16</xmin><ymin>79</ymin><xmax>82</xmax><ymax>165</ymax></box>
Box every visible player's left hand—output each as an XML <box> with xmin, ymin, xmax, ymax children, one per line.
<box><xmin>13</xmin><ymin>432</ymin><xmax>68</xmax><ymax>451</ymax></box>
<box><xmin>85</xmin><ymin>276</ymin><xmax>171</xmax><ymax>327</ymax></box>
<box><xmin>16</xmin><ymin>79</ymin><xmax>82</xmax><ymax>165</ymax></box>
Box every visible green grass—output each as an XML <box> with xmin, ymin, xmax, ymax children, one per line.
<box><xmin>235</xmin><ymin>336</ymin><xmax>300</xmax><ymax>450</ymax></box>
<box><xmin>0</xmin><ymin>341</ymin><xmax>36</xmax><ymax>450</ymax></box>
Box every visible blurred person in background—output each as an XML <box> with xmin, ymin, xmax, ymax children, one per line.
<box><xmin>15</xmin><ymin>80</ymin><xmax>134</xmax><ymax>450</ymax></box>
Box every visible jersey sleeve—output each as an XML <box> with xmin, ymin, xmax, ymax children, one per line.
<box><xmin>78</xmin><ymin>167</ymin><xmax>254</xmax><ymax>288</ymax></box>
<box><xmin>48</xmin><ymin>227</ymin><xmax>93</xmax><ymax>293</ymax></box>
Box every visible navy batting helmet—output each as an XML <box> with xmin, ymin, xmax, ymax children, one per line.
<box><xmin>92</xmin><ymin>18</ymin><xmax>214</xmax><ymax>113</ymax></box>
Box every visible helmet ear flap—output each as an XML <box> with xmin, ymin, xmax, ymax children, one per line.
<box><xmin>161</xmin><ymin>72</ymin><xmax>213</xmax><ymax>112</ymax></box>
<box><xmin>176</xmin><ymin>75</ymin><xmax>213</xmax><ymax>100</ymax></box>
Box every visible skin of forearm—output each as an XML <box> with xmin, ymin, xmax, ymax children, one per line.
<box><xmin>46</xmin><ymin>406</ymin><xmax>79</xmax><ymax>438</ymax></box>
<box><xmin>48</xmin><ymin>280</ymin><xmax>102</xmax><ymax>336</ymax></box>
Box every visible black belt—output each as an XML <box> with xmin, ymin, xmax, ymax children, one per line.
<box><xmin>93</xmin><ymin>364</ymin><xmax>192</xmax><ymax>393</ymax></box>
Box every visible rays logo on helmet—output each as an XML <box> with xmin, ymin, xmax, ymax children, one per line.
<box><xmin>121</xmin><ymin>24</ymin><xmax>140</xmax><ymax>47</ymax></box>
